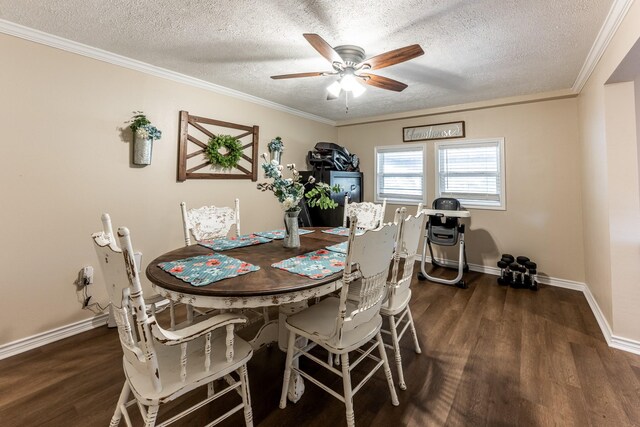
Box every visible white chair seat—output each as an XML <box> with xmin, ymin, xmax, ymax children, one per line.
<box><xmin>285</xmin><ymin>296</ymin><xmax>382</xmax><ymax>354</ymax></box>
<box><xmin>125</xmin><ymin>333</ymin><xmax>253</xmax><ymax>405</ymax></box>
<box><xmin>380</xmin><ymin>288</ymin><xmax>411</xmax><ymax>317</ymax></box>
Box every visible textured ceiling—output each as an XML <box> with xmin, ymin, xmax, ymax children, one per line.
<box><xmin>0</xmin><ymin>0</ymin><xmax>614</xmax><ymax>121</ymax></box>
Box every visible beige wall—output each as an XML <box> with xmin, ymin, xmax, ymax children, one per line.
<box><xmin>0</xmin><ymin>33</ymin><xmax>337</xmax><ymax>345</ymax></box>
<box><xmin>605</xmin><ymin>82</ymin><xmax>640</xmax><ymax>340</ymax></box>
<box><xmin>578</xmin><ymin>0</ymin><xmax>640</xmax><ymax>341</ymax></box>
<box><xmin>337</xmin><ymin>98</ymin><xmax>585</xmax><ymax>282</ymax></box>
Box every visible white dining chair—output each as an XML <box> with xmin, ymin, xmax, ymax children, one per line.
<box><xmin>100</xmin><ymin>214</ymin><xmax>178</xmax><ymax>329</ymax></box>
<box><xmin>180</xmin><ymin>199</ymin><xmax>269</xmax><ymax>326</ymax></box>
<box><xmin>343</xmin><ymin>195</ymin><xmax>387</xmax><ymax>232</ymax></box>
<box><xmin>93</xmin><ymin>224</ymin><xmax>254</xmax><ymax>427</ymax></box>
<box><xmin>279</xmin><ymin>217</ymin><xmax>399</xmax><ymax>427</ymax></box>
<box><xmin>181</xmin><ymin>198</ymin><xmax>241</xmax><ymax>245</ymax></box>
<box><xmin>381</xmin><ymin>207</ymin><xmax>424</xmax><ymax>390</ymax></box>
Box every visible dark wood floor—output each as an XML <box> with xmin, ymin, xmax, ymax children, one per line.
<box><xmin>1</xmin><ymin>270</ymin><xmax>640</xmax><ymax>426</ymax></box>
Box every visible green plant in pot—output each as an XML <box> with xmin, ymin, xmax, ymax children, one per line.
<box><xmin>268</xmin><ymin>136</ymin><xmax>284</xmax><ymax>164</ymax></box>
<box><xmin>206</xmin><ymin>134</ymin><xmax>243</xmax><ymax>169</ymax></box>
<box><xmin>126</xmin><ymin>111</ymin><xmax>162</xmax><ymax>165</ymax></box>
<box><xmin>257</xmin><ymin>154</ymin><xmax>340</xmax><ymax>247</ymax></box>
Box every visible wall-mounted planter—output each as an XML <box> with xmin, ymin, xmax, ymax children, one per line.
<box><xmin>133</xmin><ymin>134</ymin><xmax>153</xmax><ymax>165</ymax></box>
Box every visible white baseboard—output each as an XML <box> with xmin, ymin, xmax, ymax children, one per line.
<box><xmin>0</xmin><ymin>313</ymin><xmax>108</xmax><ymax>360</ymax></box>
<box><xmin>417</xmin><ymin>255</ymin><xmax>640</xmax><ymax>356</ymax></box>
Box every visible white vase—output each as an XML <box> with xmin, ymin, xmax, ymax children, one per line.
<box><xmin>133</xmin><ymin>134</ymin><xmax>153</xmax><ymax>165</ymax></box>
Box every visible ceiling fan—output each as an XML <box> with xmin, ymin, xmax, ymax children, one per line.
<box><xmin>271</xmin><ymin>34</ymin><xmax>424</xmax><ymax>101</ymax></box>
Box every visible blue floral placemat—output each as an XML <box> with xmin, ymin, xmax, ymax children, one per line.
<box><xmin>272</xmin><ymin>249</ymin><xmax>346</xmax><ymax>279</ymax></box>
<box><xmin>159</xmin><ymin>253</ymin><xmax>259</xmax><ymax>286</ymax></box>
<box><xmin>254</xmin><ymin>229</ymin><xmax>314</xmax><ymax>240</ymax></box>
<box><xmin>321</xmin><ymin>227</ymin><xmax>365</xmax><ymax>236</ymax></box>
<box><xmin>198</xmin><ymin>234</ymin><xmax>271</xmax><ymax>251</ymax></box>
<box><xmin>326</xmin><ymin>241</ymin><xmax>348</xmax><ymax>254</ymax></box>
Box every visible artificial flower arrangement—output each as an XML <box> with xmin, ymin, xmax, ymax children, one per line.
<box><xmin>267</xmin><ymin>136</ymin><xmax>284</xmax><ymax>153</ymax></box>
<box><xmin>127</xmin><ymin>111</ymin><xmax>162</xmax><ymax>141</ymax></box>
<box><xmin>257</xmin><ymin>154</ymin><xmax>340</xmax><ymax>212</ymax></box>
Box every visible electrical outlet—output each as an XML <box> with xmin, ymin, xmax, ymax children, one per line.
<box><xmin>82</xmin><ymin>266</ymin><xmax>94</xmax><ymax>285</ymax></box>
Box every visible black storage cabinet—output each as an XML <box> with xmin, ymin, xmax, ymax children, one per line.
<box><xmin>300</xmin><ymin>170</ymin><xmax>363</xmax><ymax>227</ymax></box>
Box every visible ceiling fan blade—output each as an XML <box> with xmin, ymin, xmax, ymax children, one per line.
<box><xmin>360</xmin><ymin>73</ymin><xmax>408</xmax><ymax>92</ymax></box>
<box><xmin>326</xmin><ymin>92</ymin><xmax>339</xmax><ymax>101</ymax></box>
<box><xmin>303</xmin><ymin>33</ymin><xmax>343</xmax><ymax>64</ymax></box>
<box><xmin>271</xmin><ymin>71</ymin><xmax>330</xmax><ymax>79</ymax></box>
<box><xmin>358</xmin><ymin>44</ymin><xmax>424</xmax><ymax>70</ymax></box>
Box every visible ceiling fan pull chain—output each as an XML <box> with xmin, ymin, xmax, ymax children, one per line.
<box><xmin>345</xmin><ymin>91</ymin><xmax>349</xmax><ymax>114</ymax></box>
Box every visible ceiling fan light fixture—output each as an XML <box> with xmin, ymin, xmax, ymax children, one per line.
<box><xmin>350</xmin><ymin>80</ymin><xmax>366</xmax><ymax>98</ymax></box>
<box><xmin>327</xmin><ymin>80</ymin><xmax>342</xmax><ymax>97</ymax></box>
<box><xmin>340</xmin><ymin>73</ymin><xmax>358</xmax><ymax>91</ymax></box>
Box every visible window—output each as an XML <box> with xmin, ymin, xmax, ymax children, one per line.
<box><xmin>434</xmin><ymin>138</ymin><xmax>505</xmax><ymax>210</ymax></box>
<box><xmin>375</xmin><ymin>143</ymin><xmax>425</xmax><ymax>204</ymax></box>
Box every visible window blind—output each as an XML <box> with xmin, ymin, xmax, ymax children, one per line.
<box><xmin>376</xmin><ymin>146</ymin><xmax>424</xmax><ymax>202</ymax></box>
<box><xmin>436</xmin><ymin>140</ymin><xmax>504</xmax><ymax>207</ymax></box>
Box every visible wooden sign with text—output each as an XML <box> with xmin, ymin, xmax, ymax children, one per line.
<box><xmin>403</xmin><ymin>121</ymin><xmax>465</xmax><ymax>142</ymax></box>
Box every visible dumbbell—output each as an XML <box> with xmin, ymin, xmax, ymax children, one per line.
<box><xmin>497</xmin><ymin>254</ymin><xmax>515</xmax><ymax>286</ymax></box>
<box><xmin>525</xmin><ymin>261</ymin><xmax>538</xmax><ymax>291</ymax></box>
<box><xmin>497</xmin><ymin>260</ymin><xmax>510</xmax><ymax>285</ymax></box>
<box><xmin>509</xmin><ymin>262</ymin><xmax>523</xmax><ymax>287</ymax></box>
<box><xmin>512</xmin><ymin>256</ymin><xmax>532</xmax><ymax>288</ymax></box>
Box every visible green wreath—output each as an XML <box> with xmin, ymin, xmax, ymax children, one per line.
<box><xmin>205</xmin><ymin>134</ymin><xmax>243</xmax><ymax>169</ymax></box>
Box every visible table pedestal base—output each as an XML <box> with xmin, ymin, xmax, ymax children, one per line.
<box><xmin>248</xmin><ymin>320</ymin><xmax>278</xmax><ymax>350</ymax></box>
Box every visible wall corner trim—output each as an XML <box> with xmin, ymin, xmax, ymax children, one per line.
<box><xmin>0</xmin><ymin>18</ymin><xmax>336</xmax><ymax>127</ymax></box>
<box><xmin>572</xmin><ymin>0</ymin><xmax>636</xmax><ymax>93</ymax></box>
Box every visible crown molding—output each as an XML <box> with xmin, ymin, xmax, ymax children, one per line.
<box><xmin>337</xmin><ymin>89</ymin><xmax>576</xmax><ymax>127</ymax></box>
<box><xmin>572</xmin><ymin>0</ymin><xmax>635</xmax><ymax>93</ymax></box>
<box><xmin>0</xmin><ymin>19</ymin><xmax>336</xmax><ymax>126</ymax></box>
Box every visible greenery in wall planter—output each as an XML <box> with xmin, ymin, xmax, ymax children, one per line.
<box><xmin>126</xmin><ymin>111</ymin><xmax>162</xmax><ymax>165</ymax></box>
<box><xmin>206</xmin><ymin>134</ymin><xmax>243</xmax><ymax>169</ymax></box>
<box><xmin>267</xmin><ymin>136</ymin><xmax>284</xmax><ymax>153</ymax></box>
<box><xmin>127</xmin><ymin>111</ymin><xmax>162</xmax><ymax>140</ymax></box>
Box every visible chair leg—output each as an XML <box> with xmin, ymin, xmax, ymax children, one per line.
<box><xmin>389</xmin><ymin>315</ymin><xmax>406</xmax><ymax>390</ymax></box>
<box><xmin>406</xmin><ymin>307</ymin><xmax>422</xmax><ymax>354</ymax></box>
<box><xmin>186</xmin><ymin>303</ymin><xmax>194</xmax><ymax>324</ymax></box>
<box><xmin>279</xmin><ymin>330</ymin><xmax>297</xmax><ymax>409</ymax></box>
<box><xmin>262</xmin><ymin>307</ymin><xmax>269</xmax><ymax>323</ymax></box>
<box><xmin>144</xmin><ymin>405</ymin><xmax>159</xmax><ymax>427</ymax></box>
<box><xmin>376</xmin><ymin>332</ymin><xmax>399</xmax><ymax>406</ymax></box>
<box><xmin>340</xmin><ymin>353</ymin><xmax>355</xmax><ymax>427</ymax></box>
<box><xmin>239</xmin><ymin>364</ymin><xmax>254</xmax><ymax>427</ymax></box>
<box><xmin>207</xmin><ymin>381</ymin><xmax>215</xmax><ymax>398</ymax></box>
<box><xmin>109</xmin><ymin>382</ymin><xmax>131</xmax><ymax>427</ymax></box>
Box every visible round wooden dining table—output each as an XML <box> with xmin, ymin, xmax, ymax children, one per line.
<box><xmin>146</xmin><ymin>227</ymin><xmax>348</xmax><ymax>402</ymax></box>
<box><xmin>146</xmin><ymin>227</ymin><xmax>346</xmax><ymax>310</ymax></box>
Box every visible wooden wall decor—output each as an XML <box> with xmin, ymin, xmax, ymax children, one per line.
<box><xmin>177</xmin><ymin>111</ymin><xmax>259</xmax><ymax>182</ymax></box>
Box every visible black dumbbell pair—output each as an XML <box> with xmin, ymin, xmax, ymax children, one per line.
<box><xmin>497</xmin><ymin>254</ymin><xmax>538</xmax><ymax>291</ymax></box>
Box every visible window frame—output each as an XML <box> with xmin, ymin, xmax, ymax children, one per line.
<box><xmin>374</xmin><ymin>142</ymin><xmax>426</xmax><ymax>205</ymax></box>
<box><xmin>433</xmin><ymin>137</ymin><xmax>506</xmax><ymax>211</ymax></box>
